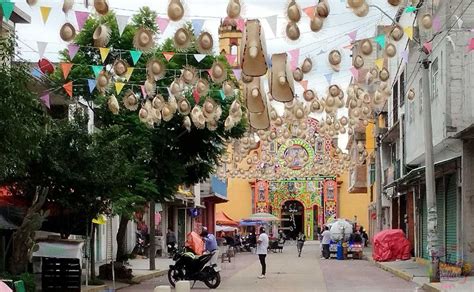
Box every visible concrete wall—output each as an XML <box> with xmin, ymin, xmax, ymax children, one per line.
<box><xmin>338</xmin><ymin>172</ymin><xmax>370</xmax><ymax>230</ymax></box>
<box><xmin>462</xmin><ymin>139</ymin><xmax>474</xmax><ymax>266</ymax></box>
<box><xmin>216</xmin><ymin>178</ymin><xmax>253</xmax><ymax>221</ymax></box>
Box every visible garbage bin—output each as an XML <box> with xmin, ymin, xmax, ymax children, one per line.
<box><xmin>336</xmin><ymin>242</ymin><xmax>344</xmax><ymax>260</ymax></box>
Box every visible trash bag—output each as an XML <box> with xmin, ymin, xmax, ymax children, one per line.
<box><xmin>372</xmin><ymin>229</ymin><xmax>411</xmax><ymax>262</ymax></box>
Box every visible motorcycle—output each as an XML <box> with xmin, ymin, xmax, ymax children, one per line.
<box><xmin>167</xmin><ymin>242</ymin><xmax>177</xmax><ymax>258</ymax></box>
<box><xmin>168</xmin><ymin>250</ymin><xmax>221</xmax><ymax>289</ymax></box>
<box><xmin>132</xmin><ymin>231</ymin><xmax>149</xmax><ymax>256</ymax></box>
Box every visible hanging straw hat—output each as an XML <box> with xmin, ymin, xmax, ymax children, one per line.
<box><xmin>173</xmin><ymin>27</ymin><xmax>192</xmax><ymax>51</ymax></box>
<box><xmin>241</xmin><ymin>19</ymin><xmax>268</xmax><ymax>77</ymax></box>
<box><xmin>303</xmin><ymin>89</ymin><xmax>316</xmax><ymax>102</ymax></box>
<box><xmin>385</xmin><ymin>43</ymin><xmax>397</xmax><ymax>58</ymax></box>
<box><xmin>207</xmin><ymin>119</ymin><xmax>218</xmax><ymax>131</ymax></box>
<box><xmin>292</xmin><ymin>67</ymin><xmax>304</xmax><ymax>82</ymax></box>
<box><xmin>245</xmin><ymin>77</ymin><xmax>265</xmax><ymax>113</ymax></box>
<box><xmin>388</xmin><ymin>0</ymin><xmax>401</xmax><ymax>6</ymax></box>
<box><xmin>60</xmin><ymin>23</ymin><xmax>76</xmax><ymax>42</ymax></box>
<box><xmin>222</xmin><ymin>81</ymin><xmax>235</xmax><ymax>97</ymax></box>
<box><xmin>108</xmin><ymin>94</ymin><xmax>119</xmax><ymax>114</ymax></box>
<box><xmin>113</xmin><ymin>59</ymin><xmax>128</xmax><ymax>77</ymax></box>
<box><xmin>249</xmin><ymin>102</ymin><xmax>270</xmax><ymax>130</ymax></box>
<box><xmin>62</xmin><ymin>0</ymin><xmax>74</xmax><ymax>14</ymax></box>
<box><xmin>210</xmin><ymin>61</ymin><xmax>227</xmax><ymax>84</ymax></box>
<box><xmin>329</xmin><ymin>85</ymin><xmax>341</xmax><ymax>98</ymax></box>
<box><xmin>227</xmin><ymin>0</ymin><xmax>241</xmax><ymax>19</ymax></box>
<box><xmin>286</xmin><ymin>22</ymin><xmax>300</xmax><ymax>41</ymax></box>
<box><xmin>316</xmin><ymin>0</ymin><xmax>330</xmax><ymax>18</ymax></box>
<box><xmin>353</xmin><ymin>2</ymin><xmax>369</xmax><ymax>17</ymax></box>
<box><xmin>196</xmin><ymin>78</ymin><xmax>210</xmax><ymax>96</ymax></box>
<box><xmin>310</xmin><ymin>99</ymin><xmax>324</xmax><ymax>113</ymax></box>
<box><xmin>353</xmin><ymin>55</ymin><xmax>364</xmax><ymax>69</ymax></box>
<box><xmin>181</xmin><ymin>65</ymin><xmax>197</xmax><ymax>85</ymax></box>
<box><xmin>147</xmin><ymin>58</ymin><xmax>166</xmax><ymax>81</ymax></box>
<box><xmin>26</xmin><ymin>0</ymin><xmax>38</xmax><ymax>6</ymax></box>
<box><xmin>177</xmin><ymin>97</ymin><xmax>191</xmax><ymax>115</ymax></box>
<box><xmin>379</xmin><ymin>68</ymin><xmax>390</xmax><ymax>81</ymax></box>
<box><xmin>348</xmin><ymin>0</ymin><xmax>365</xmax><ymax>9</ymax></box>
<box><xmin>421</xmin><ymin>14</ymin><xmax>433</xmax><ymax>29</ymax></box>
<box><xmin>168</xmin><ymin>0</ymin><xmax>185</xmax><ymax>22</ymax></box>
<box><xmin>144</xmin><ymin>78</ymin><xmax>156</xmax><ymax>97</ymax></box>
<box><xmin>96</xmin><ymin>71</ymin><xmax>110</xmax><ymax>94</ymax></box>
<box><xmin>191</xmin><ymin>105</ymin><xmax>206</xmax><ymax>129</ymax></box>
<box><xmin>123</xmin><ymin>91</ymin><xmax>139</xmax><ymax>111</ymax></box>
<box><xmin>287</xmin><ymin>0</ymin><xmax>301</xmax><ymax>22</ymax></box>
<box><xmin>310</xmin><ymin>15</ymin><xmax>324</xmax><ymax>32</ymax></box>
<box><xmin>196</xmin><ymin>32</ymin><xmax>214</xmax><ymax>54</ymax></box>
<box><xmin>94</xmin><ymin>0</ymin><xmax>109</xmax><ymax>15</ymax></box>
<box><xmin>202</xmin><ymin>97</ymin><xmax>218</xmax><ymax>122</ymax></box>
<box><xmin>152</xmin><ymin>94</ymin><xmax>165</xmax><ymax>111</ymax></box>
<box><xmin>241</xmin><ymin>72</ymin><xmax>253</xmax><ymax>83</ymax></box>
<box><xmin>301</xmin><ymin>57</ymin><xmax>312</xmax><ymax>74</ymax></box>
<box><xmin>133</xmin><ymin>28</ymin><xmax>155</xmax><ymax>52</ymax></box>
<box><xmin>161</xmin><ymin>102</ymin><xmax>175</xmax><ymax>122</ymax></box>
<box><xmin>390</xmin><ymin>25</ymin><xmax>404</xmax><ymax>41</ymax></box>
<box><xmin>93</xmin><ymin>24</ymin><xmax>111</xmax><ymax>47</ymax></box>
<box><xmin>183</xmin><ymin>116</ymin><xmax>192</xmax><ymax>132</ymax></box>
<box><xmin>170</xmin><ymin>78</ymin><xmax>184</xmax><ymax>96</ymax></box>
<box><xmin>360</xmin><ymin>39</ymin><xmax>373</xmax><ymax>55</ymax></box>
<box><xmin>269</xmin><ymin>53</ymin><xmax>294</xmax><ymax>103</ymax></box>
<box><xmin>328</xmin><ymin>49</ymin><xmax>342</xmax><ymax>72</ymax></box>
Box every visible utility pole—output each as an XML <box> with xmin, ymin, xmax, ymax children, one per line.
<box><xmin>419</xmin><ymin>0</ymin><xmax>439</xmax><ymax>283</ymax></box>
<box><xmin>374</xmin><ymin>113</ymin><xmax>383</xmax><ymax>232</ymax></box>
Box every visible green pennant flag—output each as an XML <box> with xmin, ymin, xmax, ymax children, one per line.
<box><xmin>130</xmin><ymin>50</ymin><xmax>142</xmax><ymax>65</ymax></box>
<box><xmin>219</xmin><ymin>89</ymin><xmax>226</xmax><ymax>101</ymax></box>
<box><xmin>1</xmin><ymin>2</ymin><xmax>15</xmax><ymax>21</ymax></box>
<box><xmin>91</xmin><ymin>65</ymin><xmax>104</xmax><ymax>77</ymax></box>
<box><xmin>374</xmin><ymin>34</ymin><xmax>386</xmax><ymax>49</ymax></box>
<box><xmin>405</xmin><ymin>5</ymin><xmax>416</xmax><ymax>13</ymax></box>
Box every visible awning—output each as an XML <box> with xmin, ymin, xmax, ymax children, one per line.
<box><xmin>215</xmin><ymin>211</ymin><xmax>238</xmax><ymax>226</ymax></box>
<box><xmin>33</xmin><ymin>240</ymin><xmax>84</xmax><ymax>260</ymax></box>
<box><xmin>242</xmin><ymin>212</ymin><xmax>279</xmax><ymax>222</ymax></box>
<box><xmin>216</xmin><ymin>225</ymin><xmax>238</xmax><ymax>232</ymax></box>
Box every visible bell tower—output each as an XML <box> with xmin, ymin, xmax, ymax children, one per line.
<box><xmin>218</xmin><ymin>18</ymin><xmax>243</xmax><ymax>68</ymax></box>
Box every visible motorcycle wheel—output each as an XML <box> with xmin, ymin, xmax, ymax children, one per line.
<box><xmin>204</xmin><ymin>271</ymin><xmax>221</xmax><ymax>289</ymax></box>
<box><xmin>167</xmin><ymin>268</ymin><xmax>182</xmax><ymax>287</ymax></box>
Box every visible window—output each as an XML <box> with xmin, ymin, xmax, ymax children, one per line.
<box><xmin>393</xmin><ymin>80</ymin><xmax>399</xmax><ymax>124</ymax></box>
<box><xmin>369</xmin><ymin>163</ymin><xmax>376</xmax><ymax>185</ymax></box>
<box><xmin>419</xmin><ymin>78</ymin><xmax>423</xmax><ymax>113</ymax></box>
<box><xmin>431</xmin><ymin>57</ymin><xmax>439</xmax><ymax>100</ymax></box>
<box><xmin>400</xmin><ymin>70</ymin><xmax>406</xmax><ymax>106</ymax></box>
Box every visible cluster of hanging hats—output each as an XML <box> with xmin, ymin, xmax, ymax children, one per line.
<box><xmin>347</xmin><ymin>0</ymin><xmax>369</xmax><ymax>17</ymax></box>
<box><xmin>269</xmin><ymin>53</ymin><xmax>295</xmax><ymax>103</ymax></box>
<box><xmin>241</xmin><ymin>19</ymin><xmax>268</xmax><ymax>77</ymax></box>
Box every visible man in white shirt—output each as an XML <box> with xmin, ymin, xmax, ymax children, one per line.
<box><xmin>320</xmin><ymin>226</ymin><xmax>331</xmax><ymax>259</ymax></box>
<box><xmin>256</xmin><ymin>227</ymin><xmax>269</xmax><ymax>279</ymax></box>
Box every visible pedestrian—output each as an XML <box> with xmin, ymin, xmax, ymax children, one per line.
<box><xmin>360</xmin><ymin>226</ymin><xmax>369</xmax><ymax>247</ymax></box>
<box><xmin>256</xmin><ymin>227</ymin><xmax>269</xmax><ymax>279</ymax></box>
<box><xmin>201</xmin><ymin>227</ymin><xmax>219</xmax><ymax>265</ymax></box>
<box><xmin>321</xmin><ymin>226</ymin><xmax>331</xmax><ymax>259</ymax></box>
<box><xmin>166</xmin><ymin>228</ymin><xmax>177</xmax><ymax>258</ymax></box>
<box><xmin>297</xmin><ymin>231</ymin><xmax>306</xmax><ymax>257</ymax></box>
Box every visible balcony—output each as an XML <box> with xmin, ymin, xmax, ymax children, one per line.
<box><xmin>348</xmin><ymin>165</ymin><xmax>368</xmax><ymax>193</ymax></box>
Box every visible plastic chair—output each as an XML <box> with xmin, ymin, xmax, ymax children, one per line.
<box><xmin>14</xmin><ymin>280</ymin><xmax>25</xmax><ymax>292</ymax></box>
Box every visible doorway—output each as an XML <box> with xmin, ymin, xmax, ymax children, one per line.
<box><xmin>281</xmin><ymin>200</ymin><xmax>304</xmax><ymax>239</ymax></box>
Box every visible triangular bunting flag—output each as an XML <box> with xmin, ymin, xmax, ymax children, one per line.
<box><xmin>40</xmin><ymin>6</ymin><xmax>52</xmax><ymax>24</ymax></box>
<box><xmin>163</xmin><ymin>52</ymin><xmax>175</xmax><ymax>62</ymax></box>
<box><xmin>191</xmin><ymin>19</ymin><xmax>205</xmax><ymax>36</ymax></box>
<box><xmin>99</xmin><ymin>47</ymin><xmax>110</xmax><ymax>63</ymax></box>
<box><xmin>92</xmin><ymin>65</ymin><xmax>104</xmax><ymax>77</ymax></box>
<box><xmin>454</xmin><ymin>15</ymin><xmax>463</xmax><ymax>29</ymax></box>
<box><xmin>288</xmin><ymin>48</ymin><xmax>300</xmax><ymax>70</ymax></box>
<box><xmin>347</xmin><ymin>30</ymin><xmax>357</xmax><ymax>42</ymax></box>
<box><xmin>140</xmin><ymin>85</ymin><xmax>146</xmax><ymax>98</ymax></box>
<box><xmin>37</xmin><ymin>41</ymin><xmax>48</xmax><ymax>58</ymax></box>
<box><xmin>219</xmin><ymin>90</ymin><xmax>226</xmax><ymax>101</ymax></box>
<box><xmin>1</xmin><ymin>2</ymin><xmax>15</xmax><ymax>21</ymax></box>
<box><xmin>236</xmin><ymin>17</ymin><xmax>245</xmax><ymax>32</ymax></box>
<box><xmin>125</xmin><ymin>67</ymin><xmax>134</xmax><ymax>81</ymax></box>
<box><xmin>75</xmin><ymin>11</ymin><xmax>90</xmax><ymax>30</ymax></box>
<box><xmin>423</xmin><ymin>42</ymin><xmax>433</xmax><ymax>54</ymax></box>
<box><xmin>324</xmin><ymin>73</ymin><xmax>332</xmax><ymax>85</ymax></box>
<box><xmin>226</xmin><ymin>54</ymin><xmax>237</xmax><ymax>65</ymax></box>
<box><xmin>67</xmin><ymin>44</ymin><xmax>80</xmax><ymax>59</ymax></box>
<box><xmin>433</xmin><ymin>16</ymin><xmax>441</xmax><ymax>33</ymax></box>
<box><xmin>303</xmin><ymin>6</ymin><xmax>316</xmax><ymax>19</ymax></box>
<box><xmin>116</xmin><ymin>15</ymin><xmax>129</xmax><ymax>36</ymax></box>
<box><xmin>400</xmin><ymin>49</ymin><xmax>409</xmax><ymax>64</ymax></box>
<box><xmin>404</xmin><ymin>26</ymin><xmax>413</xmax><ymax>40</ymax></box>
<box><xmin>87</xmin><ymin>79</ymin><xmax>96</xmax><ymax>93</ymax></box>
<box><xmin>194</xmin><ymin>54</ymin><xmax>207</xmax><ymax>62</ymax></box>
<box><xmin>468</xmin><ymin>38</ymin><xmax>474</xmax><ymax>52</ymax></box>
<box><xmin>375</xmin><ymin>58</ymin><xmax>384</xmax><ymax>70</ymax></box>
<box><xmin>115</xmin><ymin>82</ymin><xmax>125</xmax><ymax>95</ymax></box>
<box><xmin>40</xmin><ymin>93</ymin><xmax>50</xmax><ymax>109</ymax></box>
<box><xmin>405</xmin><ymin>5</ymin><xmax>416</xmax><ymax>13</ymax></box>
<box><xmin>350</xmin><ymin>67</ymin><xmax>359</xmax><ymax>80</ymax></box>
<box><xmin>193</xmin><ymin>89</ymin><xmax>200</xmax><ymax>104</ymax></box>
<box><xmin>232</xmin><ymin>69</ymin><xmax>242</xmax><ymax>80</ymax></box>
<box><xmin>265</xmin><ymin>15</ymin><xmax>278</xmax><ymax>37</ymax></box>
<box><xmin>63</xmin><ymin>81</ymin><xmax>73</xmax><ymax>97</ymax></box>
<box><xmin>374</xmin><ymin>34</ymin><xmax>386</xmax><ymax>49</ymax></box>
<box><xmin>317</xmin><ymin>49</ymin><xmax>326</xmax><ymax>55</ymax></box>
<box><xmin>60</xmin><ymin>62</ymin><xmax>73</xmax><ymax>79</ymax></box>
<box><xmin>343</xmin><ymin>43</ymin><xmax>354</xmax><ymax>50</ymax></box>
<box><xmin>130</xmin><ymin>50</ymin><xmax>142</xmax><ymax>65</ymax></box>
<box><xmin>156</xmin><ymin>16</ymin><xmax>170</xmax><ymax>33</ymax></box>
<box><xmin>299</xmin><ymin>80</ymin><xmax>308</xmax><ymax>91</ymax></box>
<box><xmin>31</xmin><ymin>67</ymin><xmax>42</xmax><ymax>78</ymax></box>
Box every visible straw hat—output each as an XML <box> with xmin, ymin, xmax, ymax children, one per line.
<box><xmin>161</xmin><ymin>102</ymin><xmax>175</xmax><ymax>122</ymax></box>
<box><xmin>26</xmin><ymin>0</ymin><xmax>38</xmax><ymax>6</ymax></box>
<box><xmin>360</xmin><ymin>39</ymin><xmax>373</xmax><ymax>55</ymax></box>
<box><xmin>94</xmin><ymin>0</ymin><xmax>109</xmax><ymax>15</ymax></box>
<box><xmin>379</xmin><ymin>68</ymin><xmax>390</xmax><ymax>81</ymax></box>
<box><xmin>202</xmin><ymin>98</ymin><xmax>218</xmax><ymax>121</ymax></box>
<box><xmin>210</xmin><ymin>61</ymin><xmax>227</xmax><ymax>84</ymax></box>
<box><xmin>301</xmin><ymin>57</ymin><xmax>312</xmax><ymax>74</ymax></box>
<box><xmin>60</xmin><ymin>23</ymin><xmax>76</xmax><ymax>42</ymax></box>
<box><xmin>316</xmin><ymin>0</ymin><xmax>330</xmax><ymax>18</ymax></box>
<box><xmin>241</xmin><ymin>72</ymin><xmax>253</xmax><ymax>83</ymax></box>
<box><xmin>421</xmin><ymin>14</ymin><xmax>433</xmax><ymax>29</ymax></box>
<box><xmin>152</xmin><ymin>94</ymin><xmax>165</xmax><ymax>111</ymax></box>
<box><xmin>407</xmin><ymin>88</ymin><xmax>415</xmax><ymax>101</ymax></box>
<box><xmin>173</xmin><ymin>27</ymin><xmax>192</xmax><ymax>51</ymax></box>
<box><xmin>353</xmin><ymin>55</ymin><xmax>364</xmax><ymax>69</ymax></box>
<box><xmin>348</xmin><ymin>0</ymin><xmax>365</xmax><ymax>9</ymax></box>
<box><xmin>93</xmin><ymin>24</ymin><xmax>111</xmax><ymax>47</ymax></box>
<box><xmin>108</xmin><ymin>94</ymin><xmax>119</xmax><ymax>114</ymax></box>
<box><xmin>310</xmin><ymin>15</ymin><xmax>324</xmax><ymax>32</ymax></box>
<box><xmin>222</xmin><ymin>81</ymin><xmax>235</xmax><ymax>97</ymax></box>
<box><xmin>181</xmin><ymin>65</ymin><xmax>197</xmax><ymax>85</ymax></box>
<box><xmin>310</xmin><ymin>99</ymin><xmax>324</xmax><ymax>113</ymax></box>
<box><xmin>177</xmin><ymin>97</ymin><xmax>191</xmax><ymax>115</ymax></box>
<box><xmin>287</xmin><ymin>0</ymin><xmax>301</xmax><ymax>23</ymax></box>
<box><xmin>123</xmin><ymin>91</ymin><xmax>139</xmax><ymax>111</ymax></box>
<box><xmin>183</xmin><ymin>116</ymin><xmax>192</xmax><ymax>132</ymax></box>
<box><xmin>303</xmin><ymin>89</ymin><xmax>316</xmax><ymax>102</ymax></box>
<box><xmin>385</xmin><ymin>43</ymin><xmax>397</xmax><ymax>58</ymax></box>
<box><xmin>207</xmin><ymin>119</ymin><xmax>218</xmax><ymax>131</ymax></box>
<box><xmin>144</xmin><ymin>78</ymin><xmax>156</xmax><ymax>97</ymax></box>
<box><xmin>354</xmin><ymin>2</ymin><xmax>369</xmax><ymax>17</ymax></box>
<box><xmin>96</xmin><ymin>71</ymin><xmax>110</xmax><ymax>94</ymax></box>
<box><xmin>133</xmin><ymin>28</ymin><xmax>155</xmax><ymax>52</ymax></box>
<box><xmin>292</xmin><ymin>67</ymin><xmax>304</xmax><ymax>82</ymax></box>
<box><xmin>196</xmin><ymin>78</ymin><xmax>210</xmax><ymax>96</ymax></box>
<box><xmin>191</xmin><ymin>105</ymin><xmax>206</xmax><ymax>129</ymax></box>
<box><xmin>168</xmin><ymin>0</ymin><xmax>185</xmax><ymax>22</ymax></box>
<box><xmin>170</xmin><ymin>78</ymin><xmax>184</xmax><ymax>96</ymax></box>
<box><xmin>62</xmin><ymin>0</ymin><xmax>74</xmax><ymax>14</ymax></box>
<box><xmin>227</xmin><ymin>0</ymin><xmax>241</xmax><ymax>19</ymax></box>
<box><xmin>388</xmin><ymin>0</ymin><xmax>401</xmax><ymax>6</ymax></box>
<box><xmin>241</xmin><ymin>19</ymin><xmax>268</xmax><ymax>77</ymax></box>
<box><xmin>329</xmin><ymin>85</ymin><xmax>341</xmax><ymax>98</ymax></box>
<box><xmin>328</xmin><ymin>50</ymin><xmax>342</xmax><ymax>72</ymax></box>
<box><xmin>113</xmin><ymin>59</ymin><xmax>128</xmax><ymax>77</ymax></box>
<box><xmin>390</xmin><ymin>25</ymin><xmax>404</xmax><ymax>41</ymax></box>
<box><xmin>249</xmin><ymin>106</ymin><xmax>270</xmax><ymax>130</ymax></box>
<box><xmin>245</xmin><ymin>77</ymin><xmax>265</xmax><ymax>113</ymax></box>
<box><xmin>196</xmin><ymin>32</ymin><xmax>214</xmax><ymax>54</ymax></box>
<box><xmin>286</xmin><ymin>22</ymin><xmax>300</xmax><ymax>41</ymax></box>
<box><xmin>269</xmin><ymin>53</ymin><xmax>294</xmax><ymax>103</ymax></box>
<box><xmin>147</xmin><ymin>59</ymin><xmax>166</xmax><ymax>81</ymax></box>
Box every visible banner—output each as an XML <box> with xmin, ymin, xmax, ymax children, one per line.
<box><xmin>75</xmin><ymin>11</ymin><xmax>90</xmax><ymax>30</ymax></box>
<box><xmin>67</xmin><ymin>44</ymin><xmax>80</xmax><ymax>59</ymax></box>
<box><xmin>40</xmin><ymin>6</ymin><xmax>52</xmax><ymax>24</ymax></box>
<box><xmin>130</xmin><ymin>50</ymin><xmax>142</xmax><ymax>65</ymax></box>
<box><xmin>116</xmin><ymin>15</ymin><xmax>129</xmax><ymax>36</ymax></box>
<box><xmin>60</xmin><ymin>62</ymin><xmax>73</xmax><ymax>79</ymax></box>
<box><xmin>156</xmin><ymin>16</ymin><xmax>170</xmax><ymax>33</ymax></box>
<box><xmin>99</xmin><ymin>47</ymin><xmax>110</xmax><ymax>63</ymax></box>
<box><xmin>40</xmin><ymin>93</ymin><xmax>50</xmax><ymax>109</ymax></box>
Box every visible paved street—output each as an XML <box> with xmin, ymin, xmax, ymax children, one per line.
<box><xmin>121</xmin><ymin>242</ymin><xmax>422</xmax><ymax>292</ymax></box>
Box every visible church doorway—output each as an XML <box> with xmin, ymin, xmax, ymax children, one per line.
<box><xmin>281</xmin><ymin>200</ymin><xmax>304</xmax><ymax>240</ymax></box>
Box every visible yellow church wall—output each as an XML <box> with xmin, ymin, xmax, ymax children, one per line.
<box><xmin>338</xmin><ymin>172</ymin><xmax>370</xmax><ymax>230</ymax></box>
<box><xmin>216</xmin><ymin>178</ymin><xmax>253</xmax><ymax>221</ymax></box>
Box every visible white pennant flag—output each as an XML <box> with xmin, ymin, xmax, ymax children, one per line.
<box><xmin>116</xmin><ymin>15</ymin><xmax>130</xmax><ymax>36</ymax></box>
<box><xmin>194</xmin><ymin>54</ymin><xmax>207</xmax><ymax>62</ymax></box>
<box><xmin>454</xmin><ymin>15</ymin><xmax>463</xmax><ymax>29</ymax></box>
<box><xmin>37</xmin><ymin>41</ymin><xmax>48</xmax><ymax>58</ymax></box>
<box><xmin>266</xmin><ymin>15</ymin><xmax>278</xmax><ymax>38</ymax></box>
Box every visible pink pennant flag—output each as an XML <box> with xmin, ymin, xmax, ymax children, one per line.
<box><xmin>299</xmin><ymin>80</ymin><xmax>308</xmax><ymax>91</ymax></box>
<box><xmin>423</xmin><ymin>41</ymin><xmax>433</xmax><ymax>53</ymax></box>
<box><xmin>156</xmin><ymin>16</ymin><xmax>170</xmax><ymax>33</ymax></box>
<box><xmin>468</xmin><ymin>38</ymin><xmax>474</xmax><ymax>52</ymax></box>
<box><xmin>232</xmin><ymin>69</ymin><xmax>242</xmax><ymax>80</ymax></box>
<box><xmin>347</xmin><ymin>30</ymin><xmax>357</xmax><ymax>42</ymax></box>
<box><xmin>67</xmin><ymin>44</ymin><xmax>80</xmax><ymax>60</ymax></box>
<box><xmin>236</xmin><ymin>17</ymin><xmax>245</xmax><ymax>32</ymax></box>
<box><xmin>162</xmin><ymin>52</ymin><xmax>175</xmax><ymax>62</ymax></box>
<box><xmin>193</xmin><ymin>89</ymin><xmax>200</xmax><ymax>104</ymax></box>
<box><xmin>40</xmin><ymin>93</ymin><xmax>50</xmax><ymax>108</ymax></box>
<box><xmin>288</xmin><ymin>48</ymin><xmax>300</xmax><ymax>70</ymax></box>
<box><xmin>140</xmin><ymin>85</ymin><xmax>147</xmax><ymax>98</ymax></box>
<box><xmin>303</xmin><ymin>6</ymin><xmax>316</xmax><ymax>19</ymax></box>
<box><xmin>226</xmin><ymin>54</ymin><xmax>237</xmax><ymax>65</ymax></box>
<box><xmin>433</xmin><ymin>16</ymin><xmax>441</xmax><ymax>33</ymax></box>
<box><xmin>75</xmin><ymin>11</ymin><xmax>90</xmax><ymax>30</ymax></box>
<box><xmin>350</xmin><ymin>67</ymin><xmax>359</xmax><ymax>81</ymax></box>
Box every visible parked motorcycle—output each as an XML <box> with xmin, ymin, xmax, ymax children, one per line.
<box><xmin>132</xmin><ymin>231</ymin><xmax>149</xmax><ymax>256</ymax></box>
<box><xmin>167</xmin><ymin>242</ymin><xmax>177</xmax><ymax>258</ymax></box>
<box><xmin>168</xmin><ymin>250</ymin><xmax>221</xmax><ymax>289</ymax></box>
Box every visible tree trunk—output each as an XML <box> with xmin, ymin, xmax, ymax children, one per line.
<box><xmin>90</xmin><ymin>223</ymin><xmax>96</xmax><ymax>280</ymax></box>
<box><xmin>116</xmin><ymin>215</ymin><xmax>130</xmax><ymax>262</ymax></box>
<box><xmin>149</xmin><ymin>201</ymin><xmax>156</xmax><ymax>270</ymax></box>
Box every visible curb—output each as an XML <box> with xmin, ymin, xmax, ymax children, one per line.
<box><xmin>129</xmin><ymin>269</ymin><xmax>169</xmax><ymax>284</ymax></box>
<box><xmin>81</xmin><ymin>285</ymin><xmax>108</xmax><ymax>292</ymax></box>
<box><xmin>421</xmin><ymin>283</ymin><xmax>442</xmax><ymax>292</ymax></box>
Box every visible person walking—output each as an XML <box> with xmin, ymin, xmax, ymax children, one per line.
<box><xmin>166</xmin><ymin>228</ymin><xmax>177</xmax><ymax>258</ymax></box>
<box><xmin>256</xmin><ymin>227</ymin><xmax>269</xmax><ymax>279</ymax></box>
<box><xmin>320</xmin><ymin>226</ymin><xmax>331</xmax><ymax>259</ymax></box>
<box><xmin>296</xmin><ymin>231</ymin><xmax>306</xmax><ymax>257</ymax></box>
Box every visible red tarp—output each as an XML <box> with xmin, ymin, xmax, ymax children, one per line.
<box><xmin>215</xmin><ymin>211</ymin><xmax>238</xmax><ymax>226</ymax></box>
<box><xmin>185</xmin><ymin>231</ymin><xmax>204</xmax><ymax>255</ymax></box>
<box><xmin>372</xmin><ymin>229</ymin><xmax>411</xmax><ymax>262</ymax></box>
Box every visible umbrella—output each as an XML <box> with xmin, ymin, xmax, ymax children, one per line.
<box><xmin>243</xmin><ymin>212</ymin><xmax>279</xmax><ymax>222</ymax></box>
<box><xmin>216</xmin><ymin>225</ymin><xmax>238</xmax><ymax>232</ymax></box>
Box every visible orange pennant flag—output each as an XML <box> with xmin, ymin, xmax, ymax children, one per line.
<box><xmin>303</xmin><ymin>6</ymin><xmax>316</xmax><ymax>19</ymax></box>
<box><xmin>163</xmin><ymin>52</ymin><xmax>175</xmax><ymax>62</ymax></box>
<box><xmin>40</xmin><ymin>7</ymin><xmax>52</xmax><ymax>24</ymax></box>
<box><xmin>299</xmin><ymin>80</ymin><xmax>308</xmax><ymax>91</ymax></box>
<box><xmin>63</xmin><ymin>81</ymin><xmax>73</xmax><ymax>97</ymax></box>
<box><xmin>60</xmin><ymin>62</ymin><xmax>73</xmax><ymax>79</ymax></box>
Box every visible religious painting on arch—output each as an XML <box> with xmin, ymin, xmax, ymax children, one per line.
<box><xmin>254</xmin><ymin>180</ymin><xmax>269</xmax><ymax>213</ymax></box>
<box><xmin>323</xmin><ymin>179</ymin><xmax>338</xmax><ymax>223</ymax></box>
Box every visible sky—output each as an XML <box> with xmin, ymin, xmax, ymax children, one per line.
<box><xmin>14</xmin><ymin>0</ymin><xmax>399</xmax><ymax>149</ymax></box>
